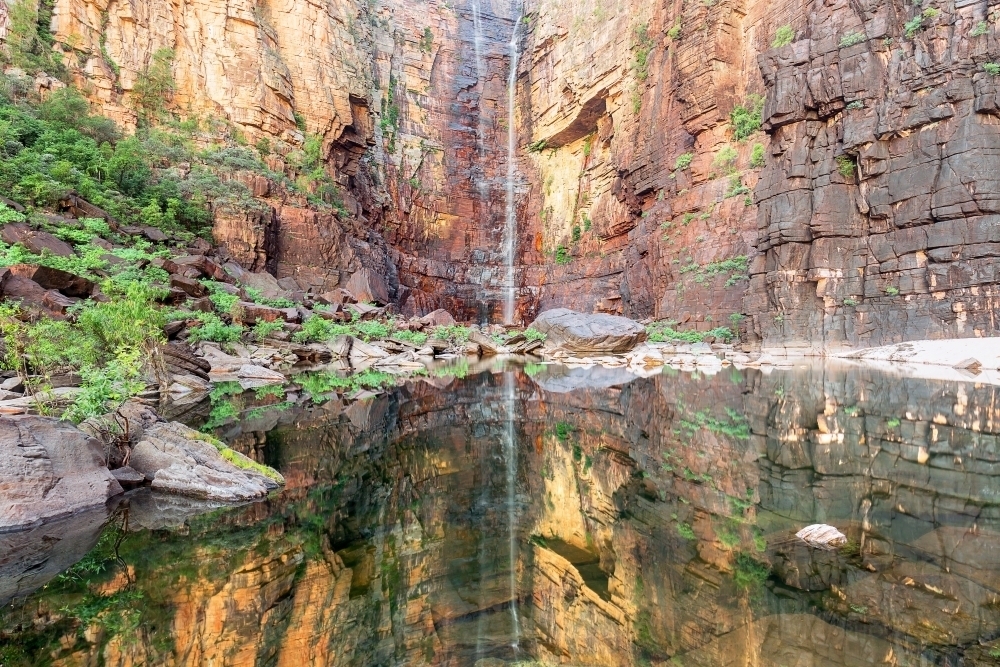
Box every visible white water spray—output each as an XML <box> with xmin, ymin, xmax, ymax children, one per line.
<box><xmin>502</xmin><ymin>2</ymin><xmax>523</xmax><ymax>325</ymax></box>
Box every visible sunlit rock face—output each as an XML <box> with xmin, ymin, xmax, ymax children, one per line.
<box><xmin>5</xmin><ymin>363</ymin><xmax>1000</xmax><ymax>665</ymax></box>
<box><xmin>46</xmin><ymin>0</ymin><xmax>1000</xmax><ymax>342</ymax></box>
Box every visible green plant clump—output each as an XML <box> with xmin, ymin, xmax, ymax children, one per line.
<box><xmin>749</xmin><ymin>143</ymin><xmax>765</xmax><ymax>168</ymax></box>
<box><xmin>971</xmin><ymin>21</ymin><xmax>989</xmax><ymax>38</ymax></box>
<box><xmin>836</xmin><ymin>154</ymin><xmax>856</xmax><ymax>178</ymax></box>
<box><xmin>555</xmin><ymin>246</ymin><xmax>572</xmax><ymax>265</ymax></box>
<box><xmin>674</xmin><ymin>152</ymin><xmax>693</xmax><ymax>171</ymax></box>
<box><xmin>772</xmin><ymin>24</ymin><xmax>795</xmax><ymax>48</ymax></box>
<box><xmin>730</xmin><ymin>94</ymin><xmax>765</xmax><ymax>141</ymax></box>
<box><xmin>984</xmin><ymin>62</ymin><xmax>1000</xmax><ymax>76</ymax></box>
<box><xmin>839</xmin><ymin>31</ymin><xmax>866</xmax><ymax>48</ymax></box>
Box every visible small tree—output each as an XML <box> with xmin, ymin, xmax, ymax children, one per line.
<box><xmin>130</xmin><ymin>48</ymin><xmax>175</xmax><ymax>124</ymax></box>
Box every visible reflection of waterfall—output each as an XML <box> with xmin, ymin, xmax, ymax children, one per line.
<box><xmin>502</xmin><ymin>2</ymin><xmax>523</xmax><ymax>325</ymax></box>
<box><xmin>503</xmin><ymin>370</ymin><xmax>521</xmax><ymax>649</ymax></box>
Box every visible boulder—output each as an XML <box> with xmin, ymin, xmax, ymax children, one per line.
<box><xmin>1</xmin><ymin>273</ymin><xmax>70</xmax><ymax>318</ymax></box>
<box><xmin>345</xmin><ymin>267</ymin><xmax>390</xmax><ymax>305</ymax></box>
<box><xmin>7</xmin><ymin>264</ymin><xmax>94</xmax><ymax>297</ymax></box>
<box><xmin>469</xmin><ymin>329</ymin><xmax>508</xmax><ymax>356</ymax></box>
<box><xmin>419</xmin><ymin>309</ymin><xmax>456</xmax><ymax>327</ymax></box>
<box><xmin>239</xmin><ymin>271</ymin><xmax>289</xmax><ymax>301</ymax></box>
<box><xmin>0</xmin><ymin>223</ymin><xmax>75</xmax><ymax>257</ymax></box>
<box><xmin>128</xmin><ymin>421</ymin><xmax>282</xmax><ymax>502</ymax></box>
<box><xmin>0</xmin><ymin>416</ymin><xmax>123</xmax><ymax>530</ymax></box>
<box><xmin>529</xmin><ymin>308</ymin><xmax>647</xmax><ymax>354</ymax></box>
<box><xmin>170</xmin><ymin>274</ymin><xmax>208</xmax><ymax>298</ymax></box>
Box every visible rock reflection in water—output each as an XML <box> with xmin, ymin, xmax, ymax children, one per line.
<box><xmin>2</xmin><ymin>361</ymin><xmax>1000</xmax><ymax>666</ymax></box>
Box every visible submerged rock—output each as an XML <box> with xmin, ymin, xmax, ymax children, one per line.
<box><xmin>0</xmin><ymin>416</ymin><xmax>123</xmax><ymax>530</ymax></box>
<box><xmin>530</xmin><ymin>308</ymin><xmax>647</xmax><ymax>354</ymax></box>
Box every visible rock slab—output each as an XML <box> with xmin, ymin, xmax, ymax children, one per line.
<box><xmin>129</xmin><ymin>422</ymin><xmax>283</xmax><ymax>502</ymax></box>
<box><xmin>0</xmin><ymin>416</ymin><xmax>123</xmax><ymax>531</ymax></box>
<box><xmin>529</xmin><ymin>308</ymin><xmax>647</xmax><ymax>354</ymax></box>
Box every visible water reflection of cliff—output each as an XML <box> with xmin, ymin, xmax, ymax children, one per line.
<box><xmin>3</xmin><ymin>362</ymin><xmax>1000</xmax><ymax>666</ymax></box>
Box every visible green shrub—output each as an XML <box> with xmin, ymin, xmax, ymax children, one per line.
<box><xmin>904</xmin><ymin>15</ymin><xmax>923</xmax><ymax>38</ymax></box>
<box><xmin>187</xmin><ymin>312</ymin><xmax>243</xmax><ymax>343</ymax></box>
<box><xmin>984</xmin><ymin>62</ymin><xmax>1000</xmax><ymax>76</ymax></box>
<box><xmin>419</xmin><ymin>26</ymin><xmax>434</xmax><ymax>53</ymax></box>
<box><xmin>251</xmin><ymin>320</ymin><xmax>285</xmax><ymax>341</ymax></box>
<box><xmin>572</xmin><ymin>225</ymin><xmax>582</xmax><ymax>242</ymax></box>
<box><xmin>729</xmin><ymin>94</ymin><xmax>765</xmax><ymax>141</ymax></box>
<box><xmin>749</xmin><ymin>143</ymin><xmax>765</xmax><ymax>168</ymax></box>
<box><xmin>431</xmin><ymin>325</ymin><xmax>472</xmax><ymax>344</ymax></box>
<box><xmin>393</xmin><ymin>329</ymin><xmax>429</xmax><ymax>346</ymax></box>
<box><xmin>713</xmin><ymin>145</ymin><xmax>739</xmax><ymax>173</ymax></box>
<box><xmin>836</xmin><ymin>154</ymin><xmax>856</xmax><ymax>178</ymax></box>
<box><xmin>884</xmin><ymin>285</ymin><xmax>899</xmax><ymax>296</ymax></box>
<box><xmin>674</xmin><ymin>152</ymin><xmax>693</xmax><ymax>171</ymax></box>
<box><xmin>839</xmin><ymin>32</ymin><xmax>866</xmax><ymax>48</ymax></box>
<box><xmin>523</xmin><ymin>327</ymin><xmax>547</xmax><ymax>341</ymax></box>
<box><xmin>771</xmin><ymin>24</ymin><xmax>795</xmax><ymax>48</ymax></box>
<box><xmin>846</xmin><ymin>100</ymin><xmax>864</xmax><ymax>110</ymax></box>
<box><xmin>130</xmin><ymin>48</ymin><xmax>175</xmax><ymax>123</ymax></box>
<box><xmin>632</xmin><ymin>23</ymin><xmax>656</xmax><ymax>82</ymax></box>
<box><xmin>667</xmin><ymin>22</ymin><xmax>681</xmax><ymax>40</ymax></box>
<box><xmin>555</xmin><ymin>246</ymin><xmax>572</xmax><ymax>264</ymax></box>
<box><xmin>971</xmin><ymin>21</ymin><xmax>989</xmax><ymax>37</ymax></box>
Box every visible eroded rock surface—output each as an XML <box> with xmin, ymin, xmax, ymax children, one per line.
<box><xmin>0</xmin><ymin>416</ymin><xmax>122</xmax><ymax>530</ymax></box>
<box><xmin>129</xmin><ymin>422</ymin><xmax>283</xmax><ymax>502</ymax></box>
<box><xmin>530</xmin><ymin>307</ymin><xmax>647</xmax><ymax>353</ymax></box>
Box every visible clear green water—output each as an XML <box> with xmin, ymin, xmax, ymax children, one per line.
<box><xmin>2</xmin><ymin>360</ymin><xmax>1000</xmax><ymax>666</ymax></box>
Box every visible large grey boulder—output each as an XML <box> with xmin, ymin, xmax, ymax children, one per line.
<box><xmin>529</xmin><ymin>308</ymin><xmax>647</xmax><ymax>354</ymax></box>
<box><xmin>129</xmin><ymin>422</ymin><xmax>283</xmax><ymax>502</ymax></box>
<box><xmin>0</xmin><ymin>416</ymin><xmax>123</xmax><ymax>531</ymax></box>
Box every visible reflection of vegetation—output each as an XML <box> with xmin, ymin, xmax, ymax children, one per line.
<box><xmin>297</xmin><ymin>369</ymin><xmax>395</xmax><ymax>403</ymax></box>
<box><xmin>554</xmin><ymin>421</ymin><xmax>573</xmax><ymax>441</ymax></box>
<box><xmin>523</xmin><ymin>362</ymin><xmax>546</xmax><ymax>377</ymax></box>
<box><xmin>432</xmin><ymin>359</ymin><xmax>469</xmax><ymax>379</ymax></box>
<box><xmin>732</xmin><ymin>551</ymin><xmax>769</xmax><ymax>590</ymax></box>
<box><xmin>678</xmin><ymin>407</ymin><xmax>750</xmax><ymax>440</ymax></box>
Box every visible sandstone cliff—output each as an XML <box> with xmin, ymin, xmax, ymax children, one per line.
<box><xmin>13</xmin><ymin>0</ymin><xmax>1000</xmax><ymax>347</ymax></box>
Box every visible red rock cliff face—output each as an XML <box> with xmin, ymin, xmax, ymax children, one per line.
<box><xmin>41</xmin><ymin>0</ymin><xmax>1000</xmax><ymax>346</ymax></box>
<box><xmin>517</xmin><ymin>0</ymin><xmax>1000</xmax><ymax>350</ymax></box>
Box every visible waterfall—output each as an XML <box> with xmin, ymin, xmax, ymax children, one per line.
<box><xmin>503</xmin><ymin>370</ymin><xmax>521</xmax><ymax>649</ymax></box>
<box><xmin>502</xmin><ymin>1</ymin><xmax>523</xmax><ymax>325</ymax></box>
<box><xmin>471</xmin><ymin>1</ymin><xmax>485</xmax><ymax>157</ymax></box>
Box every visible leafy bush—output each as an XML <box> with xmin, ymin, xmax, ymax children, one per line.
<box><xmin>393</xmin><ymin>329</ymin><xmax>429</xmax><ymax>345</ymax></box>
<box><xmin>836</xmin><ymin>155</ymin><xmax>856</xmax><ymax>178</ymax></box>
<box><xmin>749</xmin><ymin>143</ymin><xmax>765</xmax><ymax>168</ymax></box>
<box><xmin>984</xmin><ymin>62</ymin><xmax>1000</xmax><ymax>76</ymax></box>
<box><xmin>667</xmin><ymin>22</ymin><xmax>681</xmax><ymax>40</ymax></box>
<box><xmin>632</xmin><ymin>23</ymin><xmax>656</xmax><ymax>81</ymax></box>
<box><xmin>771</xmin><ymin>24</ymin><xmax>795</xmax><ymax>48</ymax></box>
<box><xmin>839</xmin><ymin>32</ymin><xmax>866</xmax><ymax>48</ymax></box>
<box><xmin>713</xmin><ymin>145</ymin><xmax>739</xmax><ymax>173</ymax></box>
<box><xmin>187</xmin><ymin>312</ymin><xmax>243</xmax><ymax>343</ymax></box>
<box><xmin>523</xmin><ymin>327</ymin><xmax>547</xmax><ymax>341</ymax></box>
<box><xmin>130</xmin><ymin>48</ymin><xmax>175</xmax><ymax>123</ymax></box>
<box><xmin>904</xmin><ymin>15</ymin><xmax>923</xmax><ymax>38</ymax></box>
<box><xmin>432</xmin><ymin>325</ymin><xmax>472</xmax><ymax>344</ymax></box>
<box><xmin>729</xmin><ymin>94</ymin><xmax>764</xmax><ymax>141</ymax></box>
<box><xmin>555</xmin><ymin>246</ymin><xmax>572</xmax><ymax>264</ymax></box>
<box><xmin>674</xmin><ymin>152</ymin><xmax>693</xmax><ymax>171</ymax></box>
<box><xmin>251</xmin><ymin>320</ymin><xmax>285</xmax><ymax>341</ymax></box>
<box><xmin>972</xmin><ymin>21</ymin><xmax>989</xmax><ymax>37</ymax></box>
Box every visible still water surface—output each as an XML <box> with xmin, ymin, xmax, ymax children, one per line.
<box><xmin>2</xmin><ymin>359</ymin><xmax>1000</xmax><ymax>666</ymax></box>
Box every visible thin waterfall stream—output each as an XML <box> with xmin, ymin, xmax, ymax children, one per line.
<box><xmin>502</xmin><ymin>1</ymin><xmax>523</xmax><ymax>325</ymax></box>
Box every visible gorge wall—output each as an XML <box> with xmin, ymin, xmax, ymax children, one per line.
<box><xmin>25</xmin><ymin>0</ymin><xmax>1000</xmax><ymax>348</ymax></box>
